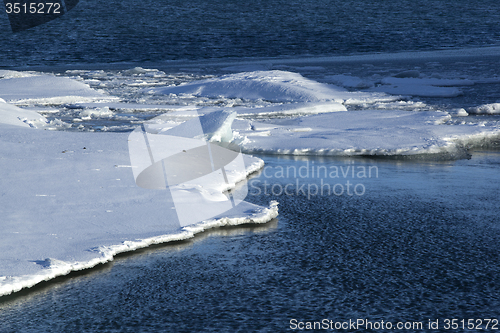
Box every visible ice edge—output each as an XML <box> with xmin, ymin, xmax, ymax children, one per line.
<box><xmin>0</xmin><ymin>201</ymin><xmax>279</xmax><ymax>298</ymax></box>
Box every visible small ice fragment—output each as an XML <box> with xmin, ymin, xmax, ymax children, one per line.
<box><xmin>447</xmin><ymin>108</ymin><xmax>469</xmax><ymax>117</ymax></box>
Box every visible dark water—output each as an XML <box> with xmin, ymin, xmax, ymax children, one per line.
<box><xmin>1</xmin><ymin>153</ymin><xmax>500</xmax><ymax>332</ymax></box>
<box><xmin>1</xmin><ymin>0</ymin><xmax>500</xmax><ymax>66</ymax></box>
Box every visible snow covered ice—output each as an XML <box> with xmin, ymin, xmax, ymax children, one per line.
<box><xmin>148</xmin><ymin>70</ymin><xmax>500</xmax><ymax>156</ymax></box>
<box><xmin>0</xmin><ymin>74</ymin><xmax>277</xmax><ymax>297</ymax></box>
<box><xmin>0</xmin><ymin>72</ymin><xmax>112</xmax><ymax>105</ymax></box>
<box><xmin>1</xmin><ymin>59</ymin><xmax>500</xmax><ymax>296</ymax></box>
<box><xmin>235</xmin><ymin>110</ymin><xmax>500</xmax><ymax>156</ymax></box>
<box><xmin>468</xmin><ymin>103</ymin><xmax>500</xmax><ymax>114</ymax></box>
<box><xmin>146</xmin><ymin>70</ymin><xmax>398</xmax><ymax>106</ymax></box>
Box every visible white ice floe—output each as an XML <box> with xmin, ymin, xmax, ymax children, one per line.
<box><xmin>0</xmin><ymin>196</ymin><xmax>277</xmax><ymax>297</ymax></box>
<box><xmin>0</xmin><ymin>102</ymin><xmax>275</xmax><ymax>297</ymax></box>
<box><xmin>0</xmin><ymin>73</ymin><xmax>113</xmax><ymax>105</ymax></box>
<box><xmin>447</xmin><ymin>108</ymin><xmax>469</xmax><ymax>117</ymax></box>
<box><xmin>80</xmin><ymin>106</ymin><xmax>114</xmax><ymax>119</ymax></box>
<box><xmin>0</xmin><ymin>100</ymin><xmax>47</xmax><ymax>128</ymax></box>
<box><xmin>121</xmin><ymin>67</ymin><xmax>165</xmax><ymax>76</ymax></box>
<box><xmin>234</xmin><ymin>110</ymin><xmax>500</xmax><ymax>156</ymax></box>
<box><xmin>467</xmin><ymin>103</ymin><xmax>500</xmax><ymax>114</ymax></box>
<box><xmin>146</xmin><ymin>70</ymin><xmax>345</xmax><ymax>102</ymax></box>
<box><xmin>146</xmin><ymin>70</ymin><xmax>397</xmax><ymax>105</ymax></box>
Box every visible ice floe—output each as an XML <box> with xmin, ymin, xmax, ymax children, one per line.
<box><xmin>447</xmin><ymin>108</ymin><xmax>470</xmax><ymax>117</ymax></box>
<box><xmin>0</xmin><ymin>74</ymin><xmax>113</xmax><ymax>105</ymax></box>
<box><xmin>0</xmin><ymin>75</ymin><xmax>276</xmax><ymax>296</ymax></box>
<box><xmin>467</xmin><ymin>103</ymin><xmax>500</xmax><ymax>114</ymax></box>
<box><xmin>0</xmin><ymin>119</ymin><xmax>275</xmax><ymax>296</ymax></box>
<box><xmin>146</xmin><ymin>70</ymin><xmax>397</xmax><ymax>105</ymax></box>
<box><xmin>0</xmin><ymin>100</ymin><xmax>47</xmax><ymax>128</ymax></box>
<box><xmin>234</xmin><ymin>111</ymin><xmax>500</xmax><ymax>156</ymax></box>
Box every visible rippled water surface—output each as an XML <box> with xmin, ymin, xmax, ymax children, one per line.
<box><xmin>1</xmin><ymin>0</ymin><xmax>500</xmax><ymax>66</ymax></box>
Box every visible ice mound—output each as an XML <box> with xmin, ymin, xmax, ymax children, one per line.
<box><xmin>147</xmin><ymin>70</ymin><xmax>395</xmax><ymax>105</ymax></box>
<box><xmin>467</xmin><ymin>103</ymin><xmax>500</xmax><ymax>114</ymax></box>
<box><xmin>447</xmin><ymin>108</ymin><xmax>469</xmax><ymax>117</ymax></box>
<box><xmin>80</xmin><ymin>106</ymin><xmax>114</xmax><ymax>120</ymax></box>
<box><xmin>234</xmin><ymin>110</ymin><xmax>500</xmax><ymax>156</ymax></box>
<box><xmin>0</xmin><ymin>73</ymin><xmax>110</xmax><ymax>104</ymax></box>
<box><xmin>147</xmin><ymin>70</ymin><xmax>342</xmax><ymax>102</ymax></box>
<box><xmin>0</xmin><ymin>100</ymin><xmax>47</xmax><ymax>128</ymax></box>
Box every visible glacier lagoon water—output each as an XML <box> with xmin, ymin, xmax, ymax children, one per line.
<box><xmin>1</xmin><ymin>153</ymin><xmax>500</xmax><ymax>332</ymax></box>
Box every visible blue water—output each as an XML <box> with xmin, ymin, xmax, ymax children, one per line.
<box><xmin>1</xmin><ymin>0</ymin><xmax>500</xmax><ymax>66</ymax></box>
